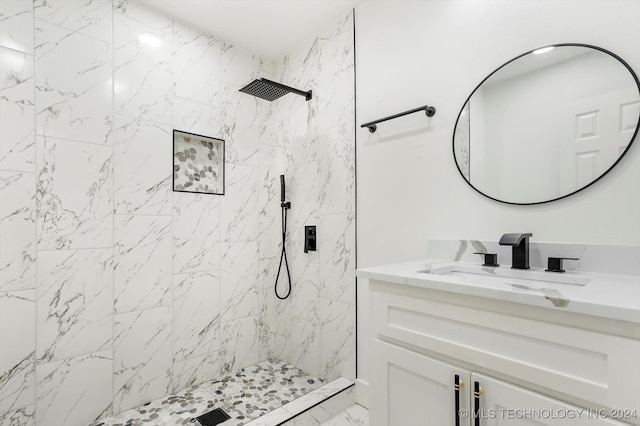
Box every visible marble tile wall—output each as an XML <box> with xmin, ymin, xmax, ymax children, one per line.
<box><xmin>259</xmin><ymin>11</ymin><xmax>356</xmax><ymax>383</ymax></box>
<box><xmin>0</xmin><ymin>0</ymin><xmax>267</xmax><ymax>424</ymax></box>
<box><xmin>0</xmin><ymin>1</ymin><xmax>355</xmax><ymax>425</ymax></box>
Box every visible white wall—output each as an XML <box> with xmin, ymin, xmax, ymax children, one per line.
<box><xmin>355</xmin><ymin>0</ymin><xmax>640</xmax><ymax>393</ymax></box>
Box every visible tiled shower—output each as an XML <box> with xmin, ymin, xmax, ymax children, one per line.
<box><xmin>0</xmin><ymin>1</ymin><xmax>355</xmax><ymax>425</ymax></box>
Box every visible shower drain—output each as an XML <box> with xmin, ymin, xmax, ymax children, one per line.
<box><xmin>195</xmin><ymin>408</ymin><xmax>231</xmax><ymax>425</ymax></box>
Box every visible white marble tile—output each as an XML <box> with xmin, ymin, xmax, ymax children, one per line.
<box><xmin>0</xmin><ymin>171</ymin><xmax>35</xmax><ymax>292</ymax></box>
<box><xmin>113</xmin><ymin>307</ymin><xmax>172</xmax><ymax>413</ymax></box>
<box><xmin>274</xmin><ymin>117</ymin><xmax>293</xmax><ymax>166</ymax></box>
<box><xmin>0</xmin><ymin>0</ymin><xmax>33</xmax><ymax>54</ymax></box>
<box><xmin>114</xmin><ymin>215</ymin><xmax>171</xmax><ymax>314</ymax></box>
<box><xmin>259</xmin><ymin>99</ymin><xmax>278</xmax><ymax>147</ymax></box>
<box><xmin>220</xmin><ymin>316</ymin><xmax>260</xmax><ymax>375</ymax></box>
<box><xmin>0</xmin><ymin>404</ymin><xmax>35</xmax><ymax>426</ymax></box>
<box><xmin>258</xmin><ymin>216</ymin><xmax>280</xmax><ymax>289</ymax></box>
<box><xmin>173</xmin><ymin>97</ymin><xmax>224</xmax><ymax>141</ymax></box>
<box><xmin>276</xmin><ymin>40</ymin><xmax>320</xmax><ymax>145</ymax></box>
<box><xmin>261</xmin><ymin>288</ymin><xmax>290</xmax><ymax>339</ymax></box>
<box><xmin>270</xmin><ymin>89</ymin><xmax>314</xmax><ymax>165</ymax></box>
<box><xmin>307</xmin><ymin>378</ymin><xmax>354</xmax><ymax>400</ymax></box>
<box><xmin>173</xmin><ymin>20</ymin><xmax>221</xmax><ymax>106</ymax></box>
<box><xmin>35</xmin><ymin>351</ymin><xmax>112</xmax><ymax>426</ymax></box>
<box><xmin>172</xmin><ymin>351</ymin><xmax>221</xmax><ymax>394</ymax></box>
<box><xmin>317</xmin><ymin>127</ymin><xmax>355</xmax><ymax>216</ymax></box>
<box><xmin>36</xmin><ymin>136</ymin><xmax>113</xmax><ymax>250</ymax></box>
<box><xmin>173</xmin><ymin>192</ymin><xmax>220</xmax><ymax>273</ymax></box>
<box><xmin>286</xmin><ymin>229</ymin><xmax>320</xmax><ymax>323</ymax></box>
<box><xmin>244</xmin><ymin>405</ymin><xmax>293</xmax><ymax>426</ymax></box>
<box><xmin>220</xmin><ymin>41</ymin><xmax>262</xmax><ymax>88</ymax></box>
<box><xmin>288</xmin><ymin>161</ymin><xmax>320</xmax><ymax>234</ymax></box>
<box><xmin>220</xmin><ymin>164</ymin><xmax>259</xmax><ymax>242</ymax></box>
<box><xmin>277</xmin><ymin>36</ymin><xmax>319</xmax><ymax>101</ymax></box>
<box><xmin>258</xmin><ymin>144</ymin><xmax>280</xmax><ymax>218</ymax></box>
<box><xmin>320</xmin><ymin>404</ymin><xmax>368</xmax><ymax>426</ymax></box>
<box><xmin>316</xmin><ymin>11</ymin><xmax>355</xmax><ymax>133</ymax></box>
<box><xmin>297</xmin><ymin>387</ymin><xmax>355</xmax><ymax>424</ymax></box>
<box><xmin>319</xmin><ymin>299</ymin><xmax>355</xmax><ymax>382</ymax></box>
<box><xmin>113</xmin><ymin>115</ymin><xmax>172</xmax><ymax>215</ymax></box>
<box><xmin>35</xmin><ymin>19</ymin><xmax>112</xmax><ymax>145</ymax></box>
<box><xmin>173</xmin><ymin>272</ymin><xmax>220</xmax><ymax>362</ymax></box>
<box><xmin>260</xmin><ymin>332</ymin><xmax>289</xmax><ymax>366</ymax></box>
<box><xmin>36</xmin><ymin>249</ymin><xmax>113</xmax><ymax>364</ymax></box>
<box><xmin>0</xmin><ymin>46</ymin><xmax>34</xmax><ymax>172</ymax></box>
<box><xmin>280</xmin><ymin>379</ymin><xmax>354</xmax><ymax>423</ymax></box>
<box><xmin>112</xmin><ymin>0</ymin><xmax>172</xmax><ymax>33</ymax></box>
<box><xmin>259</xmin><ymin>288</ymin><xmax>290</xmax><ymax>362</ymax></box>
<box><xmin>221</xmin><ymin>242</ymin><xmax>259</xmax><ymax>321</ymax></box>
<box><xmin>290</xmin><ymin>104</ymin><xmax>319</xmax><ymax>165</ymax></box>
<box><xmin>318</xmin><ymin>214</ymin><xmax>355</xmax><ymax>305</ymax></box>
<box><xmin>220</xmin><ymin>85</ymin><xmax>260</xmax><ymax>167</ymax></box>
<box><xmin>289</xmin><ymin>318</ymin><xmax>320</xmax><ymax>379</ymax></box>
<box><xmin>0</xmin><ymin>290</ymin><xmax>35</xmax><ymax>415</ymax></box>
<box><xmin>289</xmin><ymin>256</ymin><xmax>320</xmax><ymax>323</ymax></box>
<box><xmin>33</xmin><ymin>0</ymin><xmax>112</xmax><ymax>43</ymax></box>
<box><xmin>284</xmin><ymin>405</ymin><xmax>328</xmax><ymax>425</ymax></box>
<box><xmin>114</xmin><ymin>13</ymin><xmax>172</xmax><ymax>124</ymax></box>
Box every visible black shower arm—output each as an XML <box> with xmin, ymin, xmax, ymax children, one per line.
<box><xmin>261</xmin><ymin>78</ymin><xmax>313</xmax><ymax>101</ymax></box>
<box><xmin>360</xmin><ymin>104</ymin><xmax>436</xmax><ymax>133</ymax></box>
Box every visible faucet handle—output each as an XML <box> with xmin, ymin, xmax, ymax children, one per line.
<box><xmin>474</xmin><ymin>252</ymin><xmax>499</xmax><ymax>267</ymax></box>
<box><xmin>546</xmin><ymin>257</ymin><xmax>579</xmax><ymax>273</ymax></box>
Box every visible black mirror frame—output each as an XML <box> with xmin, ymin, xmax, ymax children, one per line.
<box><xmin>452</xmin><ymin>43</ymin><xmax>640</xmax><ymax>205</ymax></box>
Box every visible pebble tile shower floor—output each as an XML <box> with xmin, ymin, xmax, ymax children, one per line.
<box><xmin>91</xmin><ymin>360</ymin><xmax>323</xmax><ymax>426</ymax></box>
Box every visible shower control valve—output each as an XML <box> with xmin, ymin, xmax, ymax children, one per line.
<box><xmin>304</xmin><ymin>226</ymin><xmax>316</xmax><ymax>253</ymax></box>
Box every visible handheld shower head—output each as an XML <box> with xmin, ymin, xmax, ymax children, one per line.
<box><xmin>279</xmin><ymin>174</ymin><xmax>290</xmax><ymax>209</ymax></box>
<box><xmin>280</xmin><ymin>174</ymin><xmax>285</xmax><ymax>202</ymax></box>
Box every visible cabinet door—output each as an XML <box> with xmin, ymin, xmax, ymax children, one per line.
<box><xmin>370</xmin><ymin>340</ymin><xmax>471</xmax><ymax>426</ymax></box>
<box><xmin>472</xmin><ymin>373</ymin><xmax>629</xmax><ymax>426</ymax></box>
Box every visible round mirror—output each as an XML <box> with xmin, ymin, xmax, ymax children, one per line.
<box><xmin>453</xmin><ymin>43</ymin><xmax>640</xmax><ymax>205</ymax></box>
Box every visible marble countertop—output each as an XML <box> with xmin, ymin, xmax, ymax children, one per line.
<box><xmin>356</xmin><ymin>259</ymin><xmax>640</xmax><ymax>324</ymax></box>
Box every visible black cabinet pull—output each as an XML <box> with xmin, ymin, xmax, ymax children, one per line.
<box><xmin>454</xmin><ymin>375</ymin><xmax>461</xmax><ymax>426</ymax></box>
<box><xmin>473</xmin><ymin>381</ymin><xmax>482</xmax><ymax>426</ymax></box>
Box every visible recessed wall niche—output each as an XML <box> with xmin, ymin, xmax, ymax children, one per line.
<box><xmin>173</xmin><ymin>130</ymin><xmax>225</xmax><ymax>195</ymax></box>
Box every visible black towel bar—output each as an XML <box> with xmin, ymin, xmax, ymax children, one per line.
<box><xmin>361</xmin><ymin>105</ymin><xmax>436</xmax><ymax>133</ymax></box>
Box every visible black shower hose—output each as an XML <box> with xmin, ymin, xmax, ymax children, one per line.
<box><xmin>274</xmin><ymin>206</ymin><xmax>292</xmax><ymax>299</ymax></box>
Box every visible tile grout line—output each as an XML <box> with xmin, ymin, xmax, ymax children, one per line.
<box><xmin>111</xmin><ymin>0</ymin><xmax>116</xmax><ymax>418</ymax></box>
<box><xmin>169</xmin><ymin>12</ymin><xmax>176</xmax><ymax>395</ymax></box>
<box><xmin>32</xmin><ymin>0</ymin><xmax>39</xmax><ymax>422</ymax></box>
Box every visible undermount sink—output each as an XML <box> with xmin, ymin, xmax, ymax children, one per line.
<box><xmin>419</xmin><ymin>262</ymin><xmax>591</xmax><ymax>287</ymax></box>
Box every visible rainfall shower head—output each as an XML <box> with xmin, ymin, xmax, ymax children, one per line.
<box><xmin>239</xmin><ymin>78</ymin><xmax>312</xmax><ymax>102</ymax></box>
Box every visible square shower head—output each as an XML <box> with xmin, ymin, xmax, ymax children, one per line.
<box><xmin>239</xmin><ymin>78</ymin><xmax>289</xmax><ymax>101</ymax></box>
<box><xmin>239</xmin><ymin>78</ymin><xmax>312</xmax><ymax>102</ymax></box>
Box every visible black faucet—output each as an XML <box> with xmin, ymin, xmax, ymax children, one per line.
<box><xmin>499</xmin><ymin>233</ymin><xmax>532</xmax><ymax>269</ymax></box>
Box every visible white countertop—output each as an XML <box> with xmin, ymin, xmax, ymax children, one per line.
<box><xmin>356</xmin><ymin>259</ymin><xmax>640</xmax><ymax>324</ymax></box>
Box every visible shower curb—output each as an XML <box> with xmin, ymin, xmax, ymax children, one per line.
<box><xmin>244</xmin><ymin>377</ymin><xmax>355</xmax><ymax>426</ymax></box>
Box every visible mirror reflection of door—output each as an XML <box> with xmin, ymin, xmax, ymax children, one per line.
<box><xmin>454</xmin><ymin>44</ymin><xmax>640</xmax><ymax>205</ymax></box>
<box><xmin>560</xmin><ymin>89</ymin><xmax>640</xmax><ymax>194</ymax></box>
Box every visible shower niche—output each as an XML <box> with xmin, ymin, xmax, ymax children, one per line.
<box><xmin>173</xmin><ymin>129</ymin><xmax>225</xmax><ymax>195</ymax></box>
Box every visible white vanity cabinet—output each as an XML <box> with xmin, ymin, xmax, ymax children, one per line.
<box><xmin>371</xmin><ymin>340</ymin><xmax>472</xmax><ymax>425</ymax></box>
<box><xmin>367</xmin><ymin>279</ymin><xmax>640</xmax><ymax>426</ymax></box>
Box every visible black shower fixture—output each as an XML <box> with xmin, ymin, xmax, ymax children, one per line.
<box><xmin>274</xmin><ymin>174</ymin><xmax>292</xmax><ymax>300</ymax></box>
<box><xmin>239</xmin><ymin>78</ymin><xmax>312</xmax><ymax>102</ymax></box>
